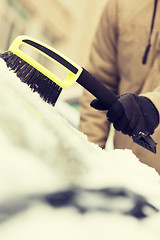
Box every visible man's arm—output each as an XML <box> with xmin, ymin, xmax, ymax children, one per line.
<box><xmin>79</xmin><ymin>0</ymin><xmax>119</xmax><ymax>148</ymax></box>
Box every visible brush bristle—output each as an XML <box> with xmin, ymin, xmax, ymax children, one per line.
<box><xmin>0</xmin><ymin>51</ymin><xmax>62</xmax><ymax>106</ymax></box>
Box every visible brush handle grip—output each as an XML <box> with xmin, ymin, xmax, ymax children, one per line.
<box><xmin>77</xmin><ymin>68</ymin><xmax>157</xmax><ymax>153</ymax></box>
<box><xmin>77</xmin><ymin>68</ymin><xmax>118</xmax><ymax>109</ymax></box>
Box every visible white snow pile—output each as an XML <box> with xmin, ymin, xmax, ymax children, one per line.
<box><xmin>0</xmin><ymin>58</ymin><xmax>160</xmax><ymax>240</ymax></box>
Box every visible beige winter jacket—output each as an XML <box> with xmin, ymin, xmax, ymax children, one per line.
<box><xmin>79</xmin><ymin>0</ymin><xmax>160</xmax><ymax>174</ymax></box>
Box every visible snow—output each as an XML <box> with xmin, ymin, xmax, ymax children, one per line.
<box><xmin>0</xmin><ymin>58</ymin><xmax>160</xmax><ymax>239</ymax></box>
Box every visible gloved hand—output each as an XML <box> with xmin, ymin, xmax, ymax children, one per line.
<box><xmin>91</xmin><ymin>93</ymin><xmax>159</xmax><ymax>137</ymax></box>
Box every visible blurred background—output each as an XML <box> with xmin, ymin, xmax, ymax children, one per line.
<box><xmin>0</xmin><ymin>0</ymin><xmax>107</xmax><ymax>109</ymax></box>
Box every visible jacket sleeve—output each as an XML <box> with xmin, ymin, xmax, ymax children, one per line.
<box><xmin>140</xmin><ymin>55</ymin><xmax>160</xmax><ymax>123</ymax></box>
<box><xmin>79</xmin><ymin>0</ymin><xmax>119</xmax><ymax>148</ymax></box>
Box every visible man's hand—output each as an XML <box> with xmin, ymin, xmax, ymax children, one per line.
<box><xmin>91</xmin><ymin>93</ymin><xmax>159</xmax><ymax>137</ymax></box>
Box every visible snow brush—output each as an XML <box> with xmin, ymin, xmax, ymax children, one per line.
<box><xmin>0</xmin><ymin>35</ymin><xmax>157</xmax><ymax>153</ymax></box>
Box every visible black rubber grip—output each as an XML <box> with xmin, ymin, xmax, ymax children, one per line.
<box><xmin>77</xmin><ymin>68</ymin><xmax>117</xmax><ymax>109</ymax></box>
<box><xmin>77</xmin><ymin>68</ymin><xmax>157</xmax><ymax>154</ymax></box>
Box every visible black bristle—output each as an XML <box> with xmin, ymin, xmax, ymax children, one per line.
<box><xmin>10</xmin><ymin>57</ymin><xmax>21</xmax><ymax>70</ymax></box>
<box><xmin>15</xmin><ymin>60</ymin><xmax>27</xmax><ymax>72</ymax></box>
<box><xmin>0</xmin><ymin>51</ymin><xmax>62</xmax><ymax>105</ymax></box>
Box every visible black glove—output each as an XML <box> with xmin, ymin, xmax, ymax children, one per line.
<box><xmin>91</xmin><ymin>93</ymin><xmax>159</xmax><ymax>137</ymax></box>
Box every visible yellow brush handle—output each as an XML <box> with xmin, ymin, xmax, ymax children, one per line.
<box><xmin>9</xmin><ymin>35</ymin><xmax>83</xmax><ymax>89</ymax></box>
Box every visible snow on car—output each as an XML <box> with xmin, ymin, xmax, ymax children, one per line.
<box><xmin>0</xmin><ymin>58</ymin><xmax>160</xmax><ymax>240</ymax></box>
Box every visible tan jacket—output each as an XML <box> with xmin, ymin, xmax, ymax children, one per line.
<box><xmin>79</xmin><ymin>0</ymin><xmax>160</xmax><ymax>174</ymax></box>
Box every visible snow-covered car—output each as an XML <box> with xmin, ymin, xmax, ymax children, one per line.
<box><xmin>0</xmin><ymin>58</ymin><xmax>160</xmax><ymax>240</ymax></box>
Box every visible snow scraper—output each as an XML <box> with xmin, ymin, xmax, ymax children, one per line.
<box><xmin>0</xmin><ymin>35</ymin><xmax>157</xmax><ymax>153</ymax></box>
